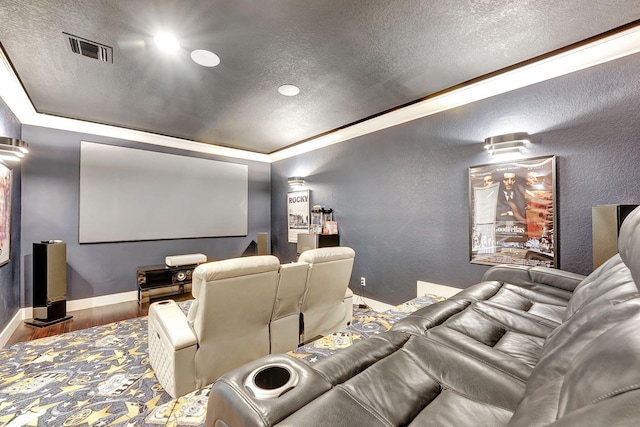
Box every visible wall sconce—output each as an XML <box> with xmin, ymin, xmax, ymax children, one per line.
<box><xmin>0</xmin><ymin>137</ymin><xmax>29</xmax><ymax>162</ymax></box>
<box><xmin>484</xmin><ymin>132</ymin><xmax>530</xmax><ymax>156</ymax></box>
<box><xmin>287</xmin><ymin>176</ymin><xmax>306</xmax><ymax>187</ymax></box>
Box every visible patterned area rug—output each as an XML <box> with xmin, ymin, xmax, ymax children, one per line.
<box><xmin>0</xmin><ymin>294</ymin><xmax>443</xmax><ymax>426</ymax></box>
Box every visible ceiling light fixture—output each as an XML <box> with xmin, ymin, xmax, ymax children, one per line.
<box><xmin>484</xmin><ymin>133</ymin><xmax>530</xmax><ymax>157</ymax></box>
<box><xmin>191</xmin><ymin>49</ymin><xmax>221</xmax><ymax>67</ymax></box>
<box><xmin>154</xmin><ymin>32</ymin><xmax>180</xmax><ymax>53</ymax></box>
<box><xmin>0</xmin><ymin>137</ymin><xmax>29</xmax><ymax>162</ymax></box>
<box><xmin>278</xmin><ymin>84</ymin><xmax>300</xmax><ymax>97</ymax></box>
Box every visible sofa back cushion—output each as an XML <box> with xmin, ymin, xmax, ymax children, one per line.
<box><xmin>508</xmin><ymin>311</ymin><xmax>640</xmax><ymax>426</ymax></box>
<box><xmin>563</xmin><ymin>254</ymin><xmax>636</xmax><ymax>321</ymax></box>
<box><xmin>563</xmin><ymin>206</ymin><xmax>640</xmax><ymax>322</ymax></box>
<box><xmin>618</xmin><ymin>205</ymin><xmax>640</xmax><ymax>288</ymax></box>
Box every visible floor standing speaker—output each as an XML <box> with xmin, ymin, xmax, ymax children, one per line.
<box><xmin>26</xmin><ymin>240</ymin><xmax>73</xmax><ymax>327</ymax></box>
<box><xmin>257</xmin><ymin>232</ymin><xmax>269</xmax><ymax>255</ymax></box>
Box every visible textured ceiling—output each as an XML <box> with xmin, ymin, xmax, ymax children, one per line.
<box><xmin>1</xmin><ymin>1</ymin><xmax>639</xmax><ymax>154</ymax></box>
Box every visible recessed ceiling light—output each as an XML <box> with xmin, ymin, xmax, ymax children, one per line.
<box><xmin>278</xmin><ymin>84</ymin><xmax>300</xmax><ymax>96</ymax></box>
<box><xmin>154</xmin><ymin>32</ymin><xmax>180</xmax><ymax>53</ymax></box>
<box><xmin>191</xmin><ymin>49</ymin><xmax>221</xmax><ymax>67</ymax></box>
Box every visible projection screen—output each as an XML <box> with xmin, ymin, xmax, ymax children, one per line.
<box><xmin>79</xmin><ymin>141</ymin><xmax>248</xmax><ymax>243</ymax></box>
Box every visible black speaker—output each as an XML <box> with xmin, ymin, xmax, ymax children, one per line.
<box><xmin>27</xmin><ymin>240</ymin><xmax>73</xmax><ymax>327</ymax></box>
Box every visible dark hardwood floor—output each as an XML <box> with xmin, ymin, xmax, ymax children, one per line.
<box><xmin>6</xmin><ymin>294</ymin><xmax>193</xmax><ymax>346</ymax></box>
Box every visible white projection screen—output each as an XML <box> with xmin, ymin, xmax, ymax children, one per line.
<box><xmin>79</xmin><ymin>141</ymin><xmax>248</xmax><ymax>243</ymax></box>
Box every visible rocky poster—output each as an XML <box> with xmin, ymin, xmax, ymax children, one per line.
<box><xmin>287</xmin><ymin>190</ymin><xmax>310</xmax><ymax>243</ymax></box>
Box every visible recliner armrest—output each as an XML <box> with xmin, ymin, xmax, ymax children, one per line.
<box><xmin>149</xmin><ymin>300</ymin><xmax>197</xmax><ymax>350</ymax></box>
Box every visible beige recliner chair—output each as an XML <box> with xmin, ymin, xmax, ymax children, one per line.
<box><xmin>148</xmin><ymin>255</ymin><xmax>281</xmax><ymax>398</ymax></box>
<box><xmin>298</xmin><ymin>246</ymin><xmax>356</xmax><ymax>344</ymax></box>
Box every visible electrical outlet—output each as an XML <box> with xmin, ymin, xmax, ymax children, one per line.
<box><xmin>360</xmin><ymin>277</ymin><xmax>366</xmax><ymax>287</ymax></box>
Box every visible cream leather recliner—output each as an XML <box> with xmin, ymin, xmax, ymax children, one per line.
<box><xmin>148</xmin><ymin>255</ymin><xmax>281</xmax><ymax>398</ymax></box>
<box><xmin>298</xmin><ymin>246</ymin><xmax>356</xmax><ymax>344</ymax></box>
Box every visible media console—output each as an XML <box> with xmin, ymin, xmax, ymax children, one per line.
<box><xmin>137</xmin><ymin>263</ymin><xmax>201</xmax><ymax>304</ymax></box>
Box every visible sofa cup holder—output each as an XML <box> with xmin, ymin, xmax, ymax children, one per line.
<box><xmin>244</xmin><ymin>363</ymin><xmax>299</xmax><ymax>399</ymax></box>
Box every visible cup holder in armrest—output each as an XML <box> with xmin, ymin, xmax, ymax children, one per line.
<box><xmin>244</xmin><ymin>364</ymin><xmax>300</xmax><ymax>399</ymax></box>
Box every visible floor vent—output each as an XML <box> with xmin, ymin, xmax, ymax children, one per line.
<box><xmin>64</xmin><ymin>32</ymin><xmax>113</xmax><ymax>63</ymax></box>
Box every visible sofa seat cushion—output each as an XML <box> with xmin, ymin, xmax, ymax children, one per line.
<box><xmin>406</xmin><ymin>389</ymin><xmax>513</xmax><ymax>427</ymax></box>
<box><xmin>451</xmin><ymin>280</ymin><xmax>568</xmax><ymax>324</ymax></box>
<box><xmin>279</xmin><ymin>381</ymin><xmax>514</xmax><ymax>427</ymax></box>
<box><xmin>395</xmin><ymin>297</ymin><xmax>556</xmax><ymax>379</ymax></box>
<box><xmin>282</xmin><ymin>331</ymin><xmax>524</xmax><ymax>426</ymax></box>
<box><xmin>484</xmin><ymin>284</ymin><xmax>567</xmax><ymax>324</ymax></box>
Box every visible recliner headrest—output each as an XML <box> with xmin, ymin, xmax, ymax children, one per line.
<box><xmin>298</xmin><ymin>246</ymin><xmax>355</xmax><ymax>264</ymax></box>
<box><xmin>618</xmin><ymin>205</ymin><xmax>640</xmax><ymax>290</ymax></box>
<box><xmin>193</xmin><ymin>255</ymin><xmax>280</xmax><ymax>281</ymax></box>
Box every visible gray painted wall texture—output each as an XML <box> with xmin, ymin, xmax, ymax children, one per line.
<box><xmin>20</xmin><ymin>126</ymin><xmax>271</xmax><ymax>305</ymax></box>
<box><xmin>272</xmin><ymin>52</ymin><xmax>640</xmax><ymax>305</ymax></box>
<box><xmin>0</xmin><ymin>96</ymin><xmax>22</xmax><ymax>328</ymax></box>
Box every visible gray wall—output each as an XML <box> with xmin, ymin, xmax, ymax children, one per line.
<box><xmin>272</xmin><ymin>52</ymin><xmax>640</xmax><ymax>305</ymax></box>
<box><xmin>20</xmin><ymin>125</ymin><xmax>271</xmax><ymax>305</ymax></box>
<box><xmin>0</xmin><ymin>96</ymin><xmax>22</xmax><ymax>328</ymax></box>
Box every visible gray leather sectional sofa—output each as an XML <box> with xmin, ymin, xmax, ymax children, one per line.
<box><xmin>205</xmin><ymin>205</ymin><xmax>640</xmax><ymax>426</ymax></box>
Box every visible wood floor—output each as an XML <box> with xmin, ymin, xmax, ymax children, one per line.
<box><xmin>6</xmin><ymin>294</ymin><xmax>193</xmax><ymax>346</ymax></box>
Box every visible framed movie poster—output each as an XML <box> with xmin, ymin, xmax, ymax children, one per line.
<box><xmin>0</xmin><ymin>164</ymin><xmax>12</xmax><ymax>266</ymax></box>
<box><xmin>287</xmin><ymin>190</ymin><xmax>310</xmax><ymax>243</ymax></box>
<box><xmin>469</xmin><ymin>155</ymin><xmax>556</xmax><ymax>268</ymax></box>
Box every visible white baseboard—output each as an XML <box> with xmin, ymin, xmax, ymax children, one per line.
<box><xmin>1</xmin><ymin>290</ymin><xmax>139</xmax><ymax>348</ymax></box>
<box><xmin>359</xmin><ymin>297</ymin><xmax>395</xmax><ymax>312</ymax></box>
<box><xmin>352</xmin><ymin>283</ymin><xmax>461</xmax><ymax>314</ymax></box>
<box><xmin>417</xmin><ymin>281</ymin><xmax>461</xmax><ymax>299</ymax></box>
<box><xmin>66</xmin><ymin>290</ymin><xmax>138</xmax><ymax>311</ymax></box>
<box><xmin>0</xmin><ymin>309</ymin><xmax>27</xmax><ymax>348</ymax></box>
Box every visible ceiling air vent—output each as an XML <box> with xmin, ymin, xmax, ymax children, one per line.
<box><xmin>64</xmin><ymin>32</ymin><xmax>112</xmax><ymax>63</ymax></box>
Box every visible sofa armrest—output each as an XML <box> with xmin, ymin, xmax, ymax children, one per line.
<box><xmin>528</xmin><ymin>267</ymin><xmax>585</xmax><ymax>292</ymax></box>
<box><xmin>206</xmin><ymin>354</ymin><xmax>332</xmax><ymax>427</ymax></box>
<box><xmin>483</xmin><ymin>265</ymin><xmax>585</xmax><ymax>293</ymax></box>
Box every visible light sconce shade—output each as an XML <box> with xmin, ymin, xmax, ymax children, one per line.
<box><xmin>287</xmin><ymin>176</ymin><xmax>306</xmax><ymax>187</ymax></box>
<box><xmin>484</xmin><ymin>132</ymin><xmax>530</xmax><ymax>156</ymax></box>
<box><xmin>0</xmin><ymin>137</ymin><xmax>29</xmax><ymax>162</ymax></box>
